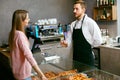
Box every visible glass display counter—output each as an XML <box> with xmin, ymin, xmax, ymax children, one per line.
<box><xmin>49</xmin><ymin>60</ymin><xmax>96</xmax><ymax>72</ymax></box>
<box><xmin>84</xmin><ymin>69</ymin><xmax>120</xmax><ymax>80</ymax></box>
<box><xmin>38</xmin><ymin>60</ymin><xmax>120</xmax><ymax>80</ymax></box>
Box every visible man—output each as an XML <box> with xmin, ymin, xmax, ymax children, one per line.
<box><xmin>61</xmin><ymin>0</ymin><xmax>102</xmax><ymax>66</ymax></box>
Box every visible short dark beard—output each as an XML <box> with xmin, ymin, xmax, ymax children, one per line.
<box><xmin>76</xmin><ymin>14</ymin><xmax>85</xmax><ymax>20</ymax></box>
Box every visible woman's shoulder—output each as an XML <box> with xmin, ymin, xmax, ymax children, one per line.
<box><xmin>15</xmin><ymin>30</ymin><xmax>26</xmax><ymax>39</ymax></box>
<box><xmin>15</xmin><ymin>30</ymin><xmax>24</xmax><ymax>35</ymax></box>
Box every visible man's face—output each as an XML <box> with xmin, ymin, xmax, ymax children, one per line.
<box><xmin>73</xmin><ymin>4</ymin><xmax>85</xmax><ymax>19</ymax></box>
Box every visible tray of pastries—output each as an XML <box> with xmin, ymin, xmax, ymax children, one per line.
<box><xmin>58</xmin><ymin>69</ymin><xmax>78</xmax><ymax>77</ymax></box>
<box><xmin>31</xmin><ymin>76</ymin><xmax>39</xmax><ymax>80</ymax></box>
<box><xmin>44</xmin><ymin>71</ymin><xmax>60</xmax><ymax>80</ymax></box>
<box><xmin>60</xmin><ymin>73</ymin><xmax>94</xmax><ymax>80</ymax></box>
<box><xmin>31</xmin><ymin>69</ymin><xmax>94</xmax><ymax>80</ymax></box>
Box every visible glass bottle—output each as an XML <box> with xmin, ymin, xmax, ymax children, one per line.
<box><xmin>58</xmin><ymin>23</ymin><xmax>63</xmax><ymax>34</ymax></box>
<box><xmin>103</xmin><ymin>8</ymin><xmax>107</xmax><ymax>19</ymax></box>
<box><xmin>110</xmin><ymin>0</ymin><xmax>114</xmax><ymax>5</ymax></box>
<box><xmin>100</xmin><ymin>0</ymin><xmax>103</xmax><ymax>6</ymax></box>
<box><xmin>96</xmin><ymin>0</ymin><xmax>99</xmax><ymax>7</ymax></box>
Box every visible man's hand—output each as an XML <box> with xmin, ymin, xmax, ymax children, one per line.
<box><xmin>60</xmin><ymin>40</ymin><xmax>68</xmax><ymax>47</ymax></box>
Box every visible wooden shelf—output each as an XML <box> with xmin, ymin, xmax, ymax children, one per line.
<box><xmin>93</xmin><ymin>5</ymin><xmax>117</xmax><ymax>21</ymax></box>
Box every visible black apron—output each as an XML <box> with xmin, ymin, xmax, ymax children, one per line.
<box><xmin>72</xmin><ymin>15</ymin><xmax>94</xmax><ymax>66</ymax></box>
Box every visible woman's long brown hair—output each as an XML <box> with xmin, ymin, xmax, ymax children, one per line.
<box><xmin>8</xmin><ymin>10</ymin><xmax>28</xmax><ymax>51</ymax></box>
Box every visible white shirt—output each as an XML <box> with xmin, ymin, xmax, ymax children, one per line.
<box><xmin>66</xmin><ymin>14</ymin><xmax>102</xmax><ymax>48</ymax></box>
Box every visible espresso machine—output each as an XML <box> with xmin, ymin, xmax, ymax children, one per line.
<box><xmin>25</xmin><ymin>24</ymin><xmax>43</xmax><ymax>53</ymax></box>
<box><xmin>25</xmin><ymin>23</ymin><xmax>61</xmax><ymax>64</ymax></box>
<box><xmin>25</xmin><ymin>23</ymin><xmax>60</xmax><ymax>52</ymax></box>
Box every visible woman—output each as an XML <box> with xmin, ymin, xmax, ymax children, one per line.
<box><xmin>8</xmin><ymin>10</ymin><xmax>48</xmax><ymax>80</ymax></box>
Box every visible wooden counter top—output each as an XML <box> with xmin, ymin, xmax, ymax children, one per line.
<box><xmin>98</xmin><ymin>42</ymin><xmax>120</xmax><ymax>50</ymax></box>
<box><xmin>0</xmin><ymin>47</ymin><xmax>10</xmax><ymax>58</ymax></box>
<box><xmin>0</xmin><ymin>47</ymin><xmax>16</xmax><ymax>79</ymax></box>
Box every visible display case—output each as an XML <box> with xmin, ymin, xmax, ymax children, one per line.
<box><xmin>84</xmin><ymin>69</ymin><xmax>120</xmax><ymax>80</ymax></box>
<box><xmin>93</xmin><ymin>5</ymin><xmax>117</xmax><ymax>21</ymax></box>
<box><xmin>93</xmin><ymin>47</ymin><xmax>101</xmax><ymax>69</ymax></box>
<box><xmin>36</xmin><ymin>60</ymin><xmax>120</xmax><ymax>80</ymax></box>
<box><xmin>0</xmin><ymin>47</ymin><xmax>120</xmax><ymax>80</ymax></box>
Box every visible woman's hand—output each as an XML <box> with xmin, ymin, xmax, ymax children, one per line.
<box><xmin>60</xmin><ymin>40</ymin><xmax>68</xmax><ymax>47</ymax></box>
<box><xmin>37</xmin><ymin>75</ymin><xmax>48</xmax><ymax>80</ymax></box>
<box><xmin>41</xmin><ymin>76</ymin><xmax>48</xmax><ymax>80</ymax></box>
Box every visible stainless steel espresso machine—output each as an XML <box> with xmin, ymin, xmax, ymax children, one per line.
<box><xmin>25</xmin><ymin>23</ymin><xmax>64</xmax><ymax>53</ymax></box>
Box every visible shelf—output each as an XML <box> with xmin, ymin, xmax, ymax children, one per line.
<box><xmin>93</xmin><ymin>5</ymin><xmax>117</xmax><ymax>21</ymax></box>
<box><xmin>95</xmin><ymin>5</ymin><xmax>114</xmax><ymax>8</ymax></box>
<box><xmin>95</xmin><ymin>19</ymin><xmax>117</xmax><ymax>22</ymax></box>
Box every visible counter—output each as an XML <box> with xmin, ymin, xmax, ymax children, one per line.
<box><xmin>0</xmin><ymin>47</ymin><xmax>10</xmax><ymax>58</ymax></box>
<box><xmin>38</xmin><ymin>60</ymin><xmax>120</xmax><ymax>80</ymax></box>
<box><xmin>99</xmin><ymin>44</ymin><xmax>120</xmax><ymax>76</ymax></box>
<box><xmin>0</xmin><ymin>48</ymin><xmax>15</xmax><ymax>79</ymax></box>
<box><xmin>1</xmin><ymin>46</ymin><xmax>120</xmax><ymax>80</ymax></box>
<box><xmin>100</xmin><ymin>43</ymin><xmax>120</xmax><ymax>49</ymax></box>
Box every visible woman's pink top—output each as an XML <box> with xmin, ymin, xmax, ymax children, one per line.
<box><xmin>10</xmin><ymin>30</ymin><xmax>37</xmax><ymax>79</ymax></box>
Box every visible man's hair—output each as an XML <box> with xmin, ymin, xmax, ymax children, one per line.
<box><xmin>74</xmin><ymin>0</ymin><xmax>87</xmax><ymax>9</ymax></box>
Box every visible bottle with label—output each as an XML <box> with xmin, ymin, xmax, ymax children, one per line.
<box><xmin>110</xmin><ymin>0</ymin><xmax>114</xmax><ymax>5</ymax></box>
<box><xmin>58</xmin><ymin>23</ymin><xmax>63</xmax><ymax>34</ymax></box>
<box><xmin>103</xmin><ymin>0</ymin><xmax>106</xmax><ymax>5</ymax></box>
<box><xmin>105</xmin><ymin>0</ymin><xmax>108</xmax><ymax>5</ymax></box>
<box><xmin>96</xmin><ymin>0</ymin><xmax>99</xmax><ymax>7</ymax></box>
<box><xmin>34</xmin><ymin>25</ymin><xmax>39</xmax><ymax>38</ymax></box>
<box><xmin>102</xmin><ymin>0</ymin><xmax>104</xmax><ymax>5</ymax></box>
<box><xmin>100</xmin><ymin>0</ymin><xmax>103</xmax><ymax>6</ymax></box>
<box><xmin>103</xmin><ymin>8</ymin><xmax>107</xmax><ymax>19</ymax></box>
